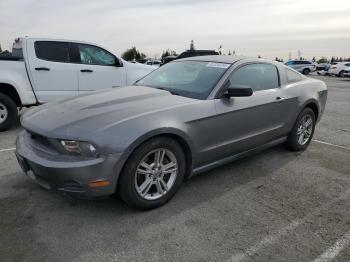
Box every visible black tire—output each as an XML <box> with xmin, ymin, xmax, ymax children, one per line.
<box><xmin>338</xmin><ymin>70</ymin><xmax>344</xmax><ymax>77</ymax></box>
<box><xmin>0</xmin><ymin>93</ymin><xmax>18</xmax><ymax>132</ymax></box>
<box><xmin>286</xmin><ymin>107</ymin><xmax>316</xmax><ymax>151</ymax></box>
<box><xmin>118</xmin><ymin>137</ymin><xmax>186</xmax><ymax>210</ymax></box>
<box><xmin>302</xmin><ymin>68</ymin><xmax>311</xmax><ymax>75</ymax></box>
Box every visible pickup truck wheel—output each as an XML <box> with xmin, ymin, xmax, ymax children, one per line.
<box><xmin>302</xmin><ymin>68</ymin><xmax>311</xmax><ymax>75</ymax></box>
<box><xmin>0</xmin><ymin>93</ymin><xmax>18</xmax><ymax>132</ymax></box>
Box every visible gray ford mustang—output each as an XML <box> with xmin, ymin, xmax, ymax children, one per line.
<box><xmin>16</xmin><ymin>56</ymin><xmax>327</xmax><ymax>209</ymax></box>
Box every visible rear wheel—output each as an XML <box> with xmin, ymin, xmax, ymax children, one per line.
<box><xmin>338</xmin><ymin>70</ymin><xmax>345</xmax><ymax>77</ymax></box>
<box><xmin>286</xmin><ymin>108</ymin><xmax>315</xmax><ymax>151</ymax></box>
<box><xmin>118</xmin><ymin>137</ymin><xmax>185</xmax><ymax>210</ymax></box>
<box><xmin>0</xmin><ymin>93</ymin><xmax>18</xmax><ymax>132</ymax></box>
<box><xmin>302</xmin><ymin>68</ymin><xmax>311</xmax><ymax>75</ymax></box>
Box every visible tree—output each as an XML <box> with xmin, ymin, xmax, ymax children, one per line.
<box><xmin>0</xmin><ymin>44</ymin><xmax>2</xmax><ymax>53</ymax></box>
<box><xmin>312</xmin><ymin>57</ymin><xmax>316</xmax><ymax>62</ymax></box>
<box><xmin>121</xmin><ymin>47</ymin><xmax>146</xmax><ymax>61</ymax></box>
<box><xmin>275</xmin><ymin>57</ymin><xmax>283</xmax><ymax>63</ymax></box>
<box><xmin>258</xmin><ymin>55</ymin><xmax>262</xmax><ymax>58</ymax></box>
<box><xmin>228</xmin><ymin>50</ymin><xmax>231</xmax><ymax>55</ymax></box>
<box><xmin>317</xmin><ymin>57</ymin><xmax>328</xmax><ymax>64</ymax></box>
<box><xmin>190</xmin><ymin>40</ymin><xmax>195</xmax><ymax>51</ymax></box>
<box><xmin>161</xmin><ymin>49</ymin><xmax>178</xmax><ymax>58</ymax></box>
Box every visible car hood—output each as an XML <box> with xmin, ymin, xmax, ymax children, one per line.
<box><xmin>21</xmin><ymin>86</ymin><xmax>195</xmax><ymax>139</ymax></box>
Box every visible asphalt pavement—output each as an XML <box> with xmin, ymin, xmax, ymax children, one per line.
<box><xmin>0</xmin><ymin>75</ymin><xmax>349</xmax><ymax>262</ymax></box>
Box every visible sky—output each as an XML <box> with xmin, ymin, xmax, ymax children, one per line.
<box><xmin>0</xmin><ymin>0</ymin><xmax>349</xmax><ymax>60</ymax></box>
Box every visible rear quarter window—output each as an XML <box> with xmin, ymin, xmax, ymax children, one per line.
<box><xmin>286</xmin><ymin>68</ymin><xmax>302</xmax><ymax>83</ymax></box>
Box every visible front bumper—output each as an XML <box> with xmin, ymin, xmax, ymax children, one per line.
<box><xmin>15</xmin><ymin>130</ymin><xmax>122</xmax><ymax>198</ymax></box>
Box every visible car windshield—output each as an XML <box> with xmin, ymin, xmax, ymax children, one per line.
<box><xmin>136</xmin><ymin>61</ymin><xmax>230</xmax><ymax>99</ymax></box>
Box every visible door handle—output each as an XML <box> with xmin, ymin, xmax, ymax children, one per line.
<box><xmin>80</xmin><ymin>69</ymin><xmax>93</xmax><ymax>73</ymax></box>
<box><xmin>275</xmin><ymin>97</ymin><xmax>285</xmax><ymax>103</ymax></box>
<box><xmin>35</xmin><ymin>67</ymin><xmax>50</xmax><ymax>71</ymax></box>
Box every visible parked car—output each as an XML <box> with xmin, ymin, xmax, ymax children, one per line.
<box><xmin>177</xmin><ymin>49</ymin><xmax>219</xmax><ymax>59</ymax></box>
<box><xmin>161</xmin><ymin>55</ymin><xmax>177</xmax><ymax>65</ymax></box>
<box><xmin>16</xmin><ymin>56</ymin><xmax>327</xmax><ymax>209</ymax></box>
<box><xmin>136</xmin><ymin>58</ymin><xmax>148</xmax><ymax>64</ymax></box>
<box><xmin>343</xmin><ymin>67</ymin><xmax>350</xmax><ymax>77</ymax></box>
<box><xmin>328</xmin><ymin>62</ymin><xmax>350</xmax><ymax>77</ymax></box>
<box><xmin>285</xmin><ymin>60</ymin><xmax>316</xmax><ymax>75</ymax></box>
<box><xmin>145</xmin><ymin>59</ymin><xmax>162</xmax><ymax>68</ymax></box>
<box><xmin>162</xmin><ymin>50</ymin><xmax>219</xmax><ymax>65</ymax></box>
<box><xmin>316</xmin><ymin>63</ymin><xmax>331</xmax><ymax>71</ymax></box>
<box><xmin>0</xmin><ymin>37</ymin><xmax>155</xmax><ymax>131</ymax></box>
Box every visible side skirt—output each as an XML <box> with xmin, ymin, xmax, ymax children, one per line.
<box><xmin>191</xmin><ymin>136</ymin><xmax>287</xmax><ymax>177</ymax></box>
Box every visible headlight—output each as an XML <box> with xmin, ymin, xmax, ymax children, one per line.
<box><xmin>60</xmin><ymin>140</ymin><xmax>98</xmax><ymax>157</ymax></box>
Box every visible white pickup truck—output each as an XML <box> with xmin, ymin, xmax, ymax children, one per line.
<box><xmin>0</xmin><ymin>37</ymin><xmax>155</xmax><ymax>131</ymax></box>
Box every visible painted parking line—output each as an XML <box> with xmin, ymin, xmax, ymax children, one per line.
<box><xmin>0</xmin><ymin>147</ymin><xmax>16</xmax><ymax>153</ymax></box>
<box><xmin>312</xmin><ymin>230</ymin><xmax>350</xmax><ymax>262</ymax></box>
<box><xmin>226</xmin><ymin>189</ymin><xmax>350</xmax><ymax>262</ymax></box>
<box><xmin>313</xmin><ymin>140</ymin><xmax>350</xmax><ymax>150</ymax></box>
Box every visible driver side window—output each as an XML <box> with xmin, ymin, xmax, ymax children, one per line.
<box><xmin>78</xmin><ymin>44</ymin><xmax>115</xmax><ymax>66</ymax></box>
<box><xmin>228</xmin><ymin>63</ymin><xmax>279</xmax><ymax>92</ymax></box>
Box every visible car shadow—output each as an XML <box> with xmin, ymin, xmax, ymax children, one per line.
<box><xmin>32</xmin><ymin>144</ymin><xmax>298</xmax><ymax>221</ymax></box>
<box><xmin>4</xmin><ymin>144</ymin><xmax>300</xmax><ymax>261</ymax></box>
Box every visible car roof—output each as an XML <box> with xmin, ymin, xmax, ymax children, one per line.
<box><xmin>176</xmin><ymin>55</ymin><xmax>249</xmax><ymax>64</ymax></box>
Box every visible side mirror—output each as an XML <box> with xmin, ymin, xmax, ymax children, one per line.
<box><xmin>223</xmin><ymin>84</ymin><xmax>253</xmax><ymax>97</ymax></box>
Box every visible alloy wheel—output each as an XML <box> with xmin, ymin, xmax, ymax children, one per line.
<box><xmin>0</xmin><ymin>102</ymin><xmax>8</xmax><ymax>125</ymax></box>
<box><xmin>135</xmin><ymin>148</ymin><xmax>178</xmax><ymax>200</ymax></box>
<box><xmin>297</xmin><ymin>114</ymin><xmax>313</xmax><ymax>145</ymax></box>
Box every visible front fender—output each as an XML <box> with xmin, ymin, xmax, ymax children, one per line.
<box><xmin>0</xmin><ymin>62</ymin><xmax>36</xmax><ymax>105</ymax></box>
<box><xmin>117</xmin><ymin>127</ymin><xmax>194</xmax><ymax>168</ymax></box>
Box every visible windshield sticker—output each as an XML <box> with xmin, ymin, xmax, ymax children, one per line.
<box><xmin>206</xmin><ymin>62</ymin><xmax>231</xmax><ymax>69</ymax></box>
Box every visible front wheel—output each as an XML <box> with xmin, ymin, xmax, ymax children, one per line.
<box><xmin>118</xmin><ymin>137</ymin><xmax>185</xmax><ymax>210</ymax></box>
<box><xmin>286</xmin><ymin>108</ymin><xmax>315</xmax><ymax>151</ymax></box>
<box><xmin>302</xmin><ymin>68</ymin><xmax>311</xmax><ymax>75</ymax></box>
<box><xmin>338</xmin><ymin>70</ymin><xmax>345</xmax><ymax>77</ymax></box>
<box><xmin>0</xmin><ymin>93</ymin><xmax>18</xmax><ymax>132</ymax></box>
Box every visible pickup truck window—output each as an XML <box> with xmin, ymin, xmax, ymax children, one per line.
<box><xmin>78</xmin><ymin>44</ymin><xmax>115</xmax><ymax>66</ymax></box>
<box><xmin>35</xmin><ymin>41</ymin><xmax>70</xmax><ymax>63</ymax></box>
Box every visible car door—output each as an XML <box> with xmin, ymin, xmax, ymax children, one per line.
<box><xmin>26</xmin><ymin>40</ymin><xmax>79</xmax><ymax>102</ymax></box>
<box><xmin>75</xmin><ymin>43</ymin><xmax>127</xmax><ymax>94</ymax></box>
<box><xmin>213</xmin><ymin>63</ymin><xmax>290</xmax><ymax>160</ymax></box>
